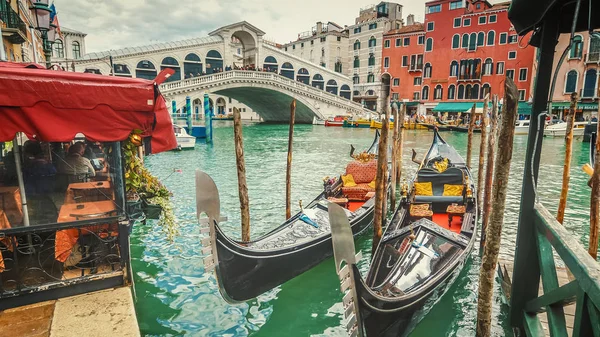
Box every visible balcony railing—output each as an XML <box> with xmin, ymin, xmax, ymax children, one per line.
<box><xmin>458</xmin><ymin>71</ymin><xmax>482</xmax><ymax>81</ymax></box>
<box><xmin>0</xmin><ymin>7</ymin><xmax>27</xmax><ymax>44</ymax></box>
<box><xmin>586</xmin><ymin>52</ymin><xmax>600</xmax><ymax>63</ymax></box>
<box><xmin>409</xmin><ymin>63</ymin><xmax>423</xmax><ymax>72</ymax></box>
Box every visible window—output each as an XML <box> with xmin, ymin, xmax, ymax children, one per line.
<box><xmin>414</xmin><ymin>77</ymin><xmax>422</xmax><ymax>85</ymax></box>
<box><xmin>476</xmin><ymin>3</ymin><xmax>481</xmax><ymax>9</ymax></box>
<box><xmin>369</xmin><ymin>37</ymin><xmax>377</xmax><ymax>47</ymax></box>
<box><xmin>368</xmin><ymin>54</ymin><xmax>375</xmax><ymax>66</ymax></box>
<box><xmin>426</xmin><ymin>38</ymin><xmax>433</xmax><ymax>52</ymax></box>
<box><xmin>469</xmin><ymin>33</ymin><xmax>477</xmax><ymax>51</ymax></box>
<box><xmin>448</xmin><ymin>85</ymin><xmax>456</xmax><ymax>99</ymax></box>
<box><xmin>320</xmin><ymin>37</ymin><xmax>326</xmax><ymax>42</ymax></box>
<box><xmin>293</xmin><ymin>45</ymin><xmax>296</xmax><ymax>50</ymax></box>
<box><xmin>354</xmin><ymin>40</ymin><xmax>361</xmax><ymax>50</ymax></box>
<box><xmin>454</xmin><ymin>18</ymin><xmax>461</xmax><ymax>27</ymax></box>
<box><xmin>393</xmin><ymin>78</ymin><xmax>399</xmax><ymax>86</ymax></box>
<box><xmin>482</xmin><ymin>84</ymin><xmax>491</xmax><ymax>97</ymax></box>
<box><xmin>424</xmin><ymin>63</ymin><xmax>432</xmax><ymax>78</ymax></box>
<box><xmin>418</xmin><ymin>36</ymin><xmax>425</xmax><ymax>45</ymax></box>
<box><xmin>72</xmin><ymin>41</ymin><xmax>81</xmax><ymax>59</ymax></box>
<box><xmin>335</xmin><ymin>61</ymin><xmax>343</xmax><ymax>73</ymax></box>
<box><xmin>571</xmin><ymin>35</ymin><xmax>583</xmax><ymax>58</ymax></box>
<box><xmin>414</xmin><ymin>92</ymin><xmax>421</xmax><ymax>100</ymax></box>
<box><xmin>462</xmin><ymin>34</ymin><xmax>469</xmax><ymax>48</ymax></box>
<box><xmin>497</xmin><ymin>62</ymin><xmax>505</xmax><ymax>74</ymax></box>
<box><xmin>322</xmin><ymin>48</ymin><xmax>325</xmax><ymax>57</ymax></box>
<box><xmin>489</xmin><ymin>15</ymin><xmax>497</xmax><ymax>23</ymax></box>
<box><xmin>428</xmin><ymin>4</ymin><xmax>442</xmax><ymax>13</ymax></box>
<box><xmin>583</xmin><ymin>69</ymin><xmax>598</xmax><ymax>97</ymax></box>
<box><xmin>483</xmin><ymin>58</ymin><xmax>493</xmax><ymax>75</ymax></box>
<box><xmin>499</xmin><ymin>33</ymin><xmax>508</xmax><ymax>44</ymax></box>
<box><xmin>458</xmin><ymin>84</ymin><xmax>465</xmax><ymax>99</ymax></box>
<box><xmin>369</xmin><ymin>23</ymin><xmax>378</xmax><ymax>30</ymax></box>
<box><xmin>384</xmin><ymin>40</ymin><xmax>391</xmax><ymax>48</ymax></box>
<box><xmin>384</xmin><ymin>57</ymin><xmax>390</xmax><ymax>68</ymax></box>
<box><xmin>565</xmin><ymin>70</ymin><xmax>578</xmax><ymax>93</ymax></box>
<box><xmin>367</xmin><ymin>73</ymin><xmax>375</xmax><ymax>82</ymax></box>
<box><xmin>422</xmin><ymin>86</ymin><xmax>430</xmax><ymax>100</ymax></box>
<box><xmin>402</xmin><ymin>56</ymin><xmax>408</xmax><ymax>67</ymax></box>
<box><xmin>301</xmin><ymin>42</ymin><xmax>304</xmax><ymax>48</ymax></box>
<box><xmin>450</xmin><ymin>1</ymin><xmax>463</xmax><ymax>10</ymax></box>
<box><xmin>285</xmin><ymin>47</ymin><xmax>288</xmax><ymax>51</ymax></box>
<box><xmin>509</xmin><ymin>35</ymin><xmax>518</xmax><ymax>43</ymax></box>
<box><xmin>53</xmin><ymin>39</ymin><xmax>64</xmax><ymax>58</ymax></box>
<box><xmin>487</xmin><ymin>31</ymin><xmax>495</xmax><ymax>46</ymax></box>
<box><xmin>427</xmin><ymin>22</ymin><xmax>434</xmax><ymax>31</ymax></box>
<box><xmin>395</xmin><ymin>38</ymin><xmax>402</xmax><ymax>47</ymax></box>
<box><xmin>450</xmin><ymin>61</ymin><xmax>459</xmax><ymax>76</ymax></box>
<box><xmin>311</xmin><ymin>40</ymin><xmax>314</xmax><ymax>45</ymax></box>
<box><xmin>508</xmin><ymin>51</ymin><xmax>517</xmax><ymax>59</ymax></box>
<box><xmin>353</xmin><ymin>74</ymin><xmax>360</xmax><ymax>84</ymax></box>
<box><xmin>337</xmin><ymin>36</ymin><xmax>341</xmax><ymax>42</ymax></box>
<box><xmin>465</xmin><ymin>84</ymin><xmax>473</xmax><ymax>99</ymax></box>
<box><xmin>434</xmin><ymin>85</ymin><xmax>443</xmax><ymax>100</ymax></box>
<box><xmin>451</xmin><ymin>34</ymin><xmax>460</xmax><ymax>49</ymax></box>
<box><xmin>464</xmin><ymin>18</ymin><xmax>471</xmax><ymax>26</ymax></box>
<box><xmin>506</xmin><ymin>69</ymin><xmax>515</xmax><ymax>80</ymax></box>
<box><xmin>404</xmin><ymin>37</ymin><xmax>410</xmax><ymax>46</ymax></box>
<box><xmin>479</xmin><ymin>16</ymin><xmax>486</xmax><ymax>24</ymax></box>
<box><xmin>477</xmin><ymin>32</ymin><xmax>485</xmax><ymax>46</ymax></box>
<box><xmin>354</xmin><ymin>57</ymin><xmax>360</xmax><ymax>68</ymax></box>
<box><xmin>354</xmin><ymin>27</ymin><xmax>362</xmax><ymax>34</ymax></box>
<box><xmin>518</xmin><ymin>90</ymin><xmax>526</xmax><ymax>101</ymax></box>
<box><xmin>392</xmin><ymin>93</ymin><xmax>399</xmax><ymax>100</ymax></box>
<box><xmin>519</xmin><ymin>68</ymin><xmax>528</xmax><ymax>81</ymax></box>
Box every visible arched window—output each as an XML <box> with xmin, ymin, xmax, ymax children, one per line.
<box><xmin>367</xmin><ymin>73</ymin><xmax>375</xmax><ymax>83</ymax></box>
<box><xmin>424</xmin><ymin>63</ymin><xmax>432</xmax><ymax>78</ymax></box>
<box><xmin>184</xmin><ymin>53</ymin><xmax>203</xmax><ymax>77</ymax></box>
<box><xmin>113</xmin><ymin>64</ymin><xmax>131</xmax><ymax>77</ymax></box>
<box><xmin>571</xmin><ymin>35</ymin><xmax>583</xmax><ymax>58</ymax></box>
<box><xmin>487</xmin><ymin>31</ymin><xmax>496</xmax><ymax>46</ymax></box>
<box><xmin>368</xmin><ymin>36</ymin><xmax>377</xmax><ymax>47</ymax></box>
<box><xmin>482</xmin><ymin>83</ymin><xmax>491</xmax><ymax>97</ymax></box>
<box><xmin>312</xmin><ymin>74</ymin><xmax>324</xmax><ymax>89</ymax></box>
<box><xmin>565</xmin><ymin>70</ymin><xmax>578</xmax><ymax>93</ymax></box>
<box><xmin>161</xmin><ymin>57</ymin><xmax>181</xmax><ymax>81</ymax></box>
<box><xmin>425</xmin><ymin>38</ymin><xmax>433</xmax><ymax>52</ymax></box>
<box><xmin>472</xmin><ymin>84</ymin><xmax>480</xmax><ymax>99</ymax></box>
<box><xmin>452</xmin><ymin>35</ymin><xmax>460</xmax><ymax>49</ymax></box>
<box><xmin>72</xmin><ymin>41</ymin><xmax>81</xmax><ymax>59</ymax></box>
<box><xmin>469</xmin><ymin>33</ymin><xmax>477</xmax><ymax>50</ymax></box>
<box><xmin>462</xmin><ymin>34</ymin><xmax>469</xmax><ymax>48</ymax></box>
<box><xmin>326</xmin><ymin>79</ymin><xmax>338</xmax><ymax>95</ymax></box>
<box><xmin>206</xmin><ymin>50</ymin><xmax>223</xmax><ymax>74</ymax></box>
<box><xmin>280</xmin><ymin>62</ymin><xmax>294</xmax><ymax>80</ymax></box>
<box><xmin>422</xmin><ymin>86</ymin><xmax>430</xmax><ymax>100</ymax></box>
<box><xmin>354</xmin><ymin>56</ymin><xmax>360</xmax><ymax>68</ymax></box>
<box><xmin>477</xmin><ymin>32</ymin><xmax>485</xmax><ymax>46</ymax></box>
<box><xmin>53</xmin><ymin>39</ymin><xmax>64</xmax><ymax>58</ymax></box>
<box><xmin>368</xmin><ymin>54</ymin><xmax>376</xmax><ymax>66</ymax></box>
<box><xmin>353</xmin><ymin>90</ymin><xmax>360</xmax><ymax>96</ymax></box>
<box><xmin>366</xmin><ymin>90</ymin><xmax>375</xmax><ymax>96</ymax></box>
<box><xmin>297</xmin><ymin>68</ymin><xmax>310</xmax><ymax>84</ymax></box>
<box><xmin>450</xmin><ymin>61</ymin><xmax>458</xmax><ymax>76</ymax></box>
<box><xmin>458</xmin><ymin>84</ymin><xmax>465</xmax><ymax>99</ymax></box>
<box><xmin>263</xmin><ymin>55</ymin><xmax>278</xmax><ymax>73</ymax></box>
<box><xmin>434</xmin><ymin>85</ymin><xmax>443</xmax><ymax>100</ymax></box>
<box><xmin>354</xmin><ymin>40</ymin><xmax>361</xmax><ymax>50</ymax></box>
<box><xmin>135</xmin><ymin>60</ymin><xmax>157</xmax><ymax>80</ymax></box>
<box><xmin>448</xmin><ymin>85</ymin><xmax>456</xmax><ymax>99</ymax></box>
<box><xmin>583</xmin><ymin>69</ymin><xmax>597</xmax><ymax>97</ymax></box>
<box><xmin>353</xmin><ymin>74</ymin><xmax>360</xmax><ymax>84</ymax></box>
<box><xmin>483</xmin><ymin>58</ymin><xmax>493</xmax><ymax>75</ymax></box>
<box><xmin>340</xmin><ymin>84</ymin><xmax>351</xmax><ymax>99</ymax></box>
<box><xmin>465</xmin><ymin>84</ymin><xmax>473</xmax><ymax>99</ymax></box>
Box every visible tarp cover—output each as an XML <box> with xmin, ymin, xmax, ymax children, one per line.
<box><xmin>0</xmin><ymin>62</ymin><xmax>177</xmax><ymax>153</ymax></box>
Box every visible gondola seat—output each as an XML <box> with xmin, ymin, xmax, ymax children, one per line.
<box><xmin>414</xmin><ymin>167</ymin><xmax>465</xmax><ymax>209</ymax></box>
<box><xmin>341</xmin><ymin>159</ymin><xmax>377</xmax><ymax>201</ymax></box>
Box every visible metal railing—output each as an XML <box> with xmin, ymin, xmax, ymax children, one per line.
<box><xmin>0</xmin><ymin>7</ymin><xmax>27</xmax><ymax>44</ymax></box>
<box><xmin>409</xmin><ymin>63</ymin><xmax>424</xmax><ymax>72</ymax></box>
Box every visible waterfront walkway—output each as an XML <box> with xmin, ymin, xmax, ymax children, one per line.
<box><xmin>0</xmin><ymin>287</ymin><xmax>139</xmax><ymax>337</ymax></box>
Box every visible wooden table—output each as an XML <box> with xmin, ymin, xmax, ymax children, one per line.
<box><xmin>64</xmin><ymin>181</ymin><xmax>113</xmax><ymax>204</ymax></box>
<box><xmin>55</xmin><ymin>200</ymin><xmax>117</xmax><ymax>263</ymax></box>
<box><xmin>446</xmin><ymin>204</ymin><xmax>466</xmax><ymax>228</ymax></box>
<box><xmin>410</xmin><ymin>203</ymin><xmax>433</xmax><ymax>220</ymax></box>
<box><xmin>0</xmin><ymin>186</ymin><xmax>23</xmax><ymax>225</ymax></box>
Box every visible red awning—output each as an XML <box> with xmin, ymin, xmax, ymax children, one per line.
<box><xmin>0</xmin><ymin>62</ymin><xmax>177</xmax><ymax>153</ymax></box>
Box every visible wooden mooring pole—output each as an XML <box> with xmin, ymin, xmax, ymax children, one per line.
<box><xmin>477</xmin><ymin>95</ymin><xmax>490</xmax><ymax>211</ymax></box>
<box><xmin>480</xmin><ymin>95</ymin><xmax>499</xmax><ymax>249</ymax></box>
<box><xmin>286</xmin><ymin>100</ymin><xmax>296</xmax><ymax>220</ymax></box>
<box><xmin>476</xmin><ymin>78</ymin><xmax>519</xmax><ymax>337</ymax></box>
<box><xmin>467</xmin><ymin>104</ymin><xmax>476</xmax><ymax>169</ymax></box>
<box><xmin>590</xmin><ymin>98</ymin><xmax>600</xmax><ymax>259</ymax></box>
<box><xmin>373</xmin><ymin>108</ymin><xmax>390</xmax><ymax>255</ymax></box>
<box><xmin>233</xmin><ymin>107</ymin><xmax>251</xmax><ymax>241</ymax></box>
<box><xmin>557</xmin><ymin>92</ymin><xmax>578</xmax><ymax>224</ymax></box>
<box><xmin>390</xmin><ymin>103</ymin><xmax>399</xmax><ymax>212</ymax></box>
<box><xmin>397</xmin><ymin>103</ymin><xmax>406</xmax><ymax>186</ymax></box>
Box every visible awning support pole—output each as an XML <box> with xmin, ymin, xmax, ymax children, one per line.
<box><xmin>13</xmin><ymin>136</ymin><xmax>30</xmax><ymax>227</ymax></box>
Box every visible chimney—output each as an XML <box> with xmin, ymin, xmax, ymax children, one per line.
<box><xmin>316</xmin><ymin>22</ymin><xmax>323</xmax><ymax>34</ymax></box>
<box><xmin>407</xmin><ymin>14</ymin><xmax>415</xmax><ymax>26</ymax></box>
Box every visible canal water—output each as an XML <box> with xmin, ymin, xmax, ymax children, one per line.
<box><xmin>131</xmin><ymin>122</ymin><xmax>592</xmax><ymax>336</ymax></box>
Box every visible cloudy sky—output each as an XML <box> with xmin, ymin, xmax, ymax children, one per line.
<box><xmin>54</xmin><ymin>0</ymin><xmax>504</xmax><ymax>52</ymax></box>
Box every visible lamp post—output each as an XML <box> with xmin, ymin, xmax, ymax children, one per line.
<box><xmin>30</xmin><ymin>0</ymin><xmax>54</xmax><ymax>68</ymax></box>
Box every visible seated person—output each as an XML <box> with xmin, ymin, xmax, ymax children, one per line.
<box><xmin>58</xmin><ymin>142</ymin><xmax>96</xmax><ymax>178</ymax></box>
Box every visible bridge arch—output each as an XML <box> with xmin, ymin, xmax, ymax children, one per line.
<box><xmin>216</xmin><ymin>97</ymin><xmax>227</xmax><ymax>115</ymax></box>
<box><xmin>206</xmin><ymin>50</ymin><xmax>223</xmax><ymax>74</ymax></box>
<box><xmin>312</xmin><ymin>74</ymin><xmax>324</xmax><ymax>90</ymax></box>
<box><xmin>263</xmin><ymin>56</ymin><xmax>278</xmax><ymax>72</ymax></box>
<box><xmin>297</xmin><ymin>68</ymin><xmax>309</xmax><ymax>84</ymax></box>
<box><xmin>280</xmin><ymin>62</ymin><xmax>294</xmax><ymax>80</ymax></box>
<box><xmin>184</xmin><ymin>53</ymin><xmax>203</xmax><ymax>77</ymax></box>
<box><xmin>326</xmin><ymin>79</ymin><xmax>338</xmax><ymax>95</ymax></box>
<box><xmin>231</xmin><ymin>30</ymin><xmax>257</xmax><ymax>67</ymax></box>
<box><xmin>340</xmin><ymin>84</ymin><xmax>351</xmax><ymax>100</ymax></box>
<box><xmin>161</xmin><ymin>56</ymin><xmax>181</xmax><ymax>82</ymax></box>
<box><xmin>135</xmin><ymin>60</ymin><xmax>157</xmax><ymax>80</ymax></box>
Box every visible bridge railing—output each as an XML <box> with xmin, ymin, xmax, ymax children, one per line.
<box><xmin>159</xmin><ymin>70</ymin><xmax>367</xmax><ymax>113</ymax></box>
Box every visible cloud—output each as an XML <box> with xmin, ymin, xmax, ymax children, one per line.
<box><xmin>54</xmin><ymin>0</ymin><xmax>506</xmax><ymax>52</ymax></box>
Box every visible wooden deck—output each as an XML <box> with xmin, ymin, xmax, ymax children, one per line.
<box><xmin>499</xmin><ymin>258</ymin><xmax>575</xmax><ymax>337</ymax></box>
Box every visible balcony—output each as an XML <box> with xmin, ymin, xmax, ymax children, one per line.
<box><xmin>0</xmin><ymin>7</ymin><xmax>28</xmax><ymax>45</ymax></box>
<box><xmin>586</xmin><ymin>52</ymin><xmax>600</xmax><ymax>63</ymax></box>
<box><xmin>409</xmin><ymin>63</ymin><xmax>423</xmax><ymax>72</ymax></box>
<box><xmin>369</xmin><ymin>46</ymin><xmax>376</xmax><ymax>54</ymax></box>
<box><xmin>458</xmin><ymin>71</ymin><xmax>482</xmax><ymax>81</ymax></box>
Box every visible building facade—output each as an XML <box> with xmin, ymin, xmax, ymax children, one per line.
<box><xmin>1</xmin><ymin>0</ymin><xmax>47</xmax><ymax>64</ymax></box>
<box><xmin>349</xmin><ymin>2</ymin><xmax>403</xmax><ymax>111</ymax></box>
<box><xmin>281</xmin><ymin>21</ymin><xmax>349</xmax><ymax>76</ymax></box>
<box><xmin>382</xmin><ymin>0</ymin><xmax>536</xmax><ymax>115</ymax></box>
<box><xmin>51</xmin><ymin>27</ymin><xmax>87</xmax><ymax>70</ymax></box>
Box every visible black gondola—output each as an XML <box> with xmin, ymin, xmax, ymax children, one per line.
<box><xmin>329</xmin><ymin>129</ymin><xmax>478</xmax><ymax>337</ymax></box>
<box><xmin>196</xmin><ymin>131</ymin><xmax>387</xmax><ymax>303</ymax></box>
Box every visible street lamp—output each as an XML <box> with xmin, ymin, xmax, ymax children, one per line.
<box><xmin>30</xmin><ymin>1</ymin><xmax>54</xmax><ymax>68</ymax></box>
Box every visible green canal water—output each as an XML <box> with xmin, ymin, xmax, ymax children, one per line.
<box><xmin>131</xmin><ymin>122</ymin><xmax>592</xmax><ymax>336</ymax></box>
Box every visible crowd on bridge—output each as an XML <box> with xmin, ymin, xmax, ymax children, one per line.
<box><xmin>183</xmin><ymin>64</ymin><xmax>284</xmax><ymax>80</ymax></box>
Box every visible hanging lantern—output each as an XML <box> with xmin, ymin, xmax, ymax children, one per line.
<box><xmin>130</xmin><ymin>133</ymin><xmax>143</xmax><ymax>146</ymax></box>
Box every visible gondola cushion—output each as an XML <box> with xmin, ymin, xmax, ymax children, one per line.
<box><xmin>342</xmin><ymin>183</ymin><xmax>375</xmax><ymax>201</ymax></box>
<box><xmin>345</xmin><ymin>160</ymin><xmax>377</xmax><ymax>184</ymax></box>
<box><xmin>414</xmin><ymin>167</ymin><xmax>465</xmax><ymax>206</ymax></box>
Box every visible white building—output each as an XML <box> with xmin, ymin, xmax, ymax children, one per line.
<box><xmin>349</xmin><ymin>2</ymin><xmax>403</xmax><ymax>112</ymax></box>
<box><xmin>281</xmin><ymin>22</ymin><xmax>349</xmax><ymax>76</ymax></box>
<box><xmin>51</xmin><ymin>27</ymin><xmax>87</xmax><ymax>71</ymax></box>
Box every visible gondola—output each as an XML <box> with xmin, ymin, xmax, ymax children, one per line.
<box><xmin>329</xmin><ymin>129</ymin><xmax>477</xmax><ymax>337</ymax></box>
<box><xmin>196</xmin><ymin>131</ymin><xmax>387</xmax><ymax>303</ymax></box>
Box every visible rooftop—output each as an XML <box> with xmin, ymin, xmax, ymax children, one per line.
<box><xmin>384</xmin><ymin>23</ymin><xmax>424</xmax><ymax>35</ymax></box>
<box><xmin>60</xmin><ymin>26</ymin><xmax>87</xmax><ymax>36</ymax></box>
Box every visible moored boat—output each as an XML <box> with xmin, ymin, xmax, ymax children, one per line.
<box><xmin>173</xmin><ymin>124</ymin><xmax>196</xmax><ymax>150</ymax></box>
<box><xmin>545</xmin><ymin>121</ymin><xmax>593</xmax><ymax>138</ymax></box>
<box><xmin>313</xmin><ymin>116</ymin><xmax>326</xmax><ymax>125</ymax></box>
<box><xmin>344</xmin><ymin>118</ymin><xmax>372</xmax><ymax>128</ymax></box>
<box><xmin>370</xmin><ymin>120</ymin><xmax>395</xmax><ymax>129</ymax></box>
<box><xmin>213</xmin><ymin>114</ymin><xmax>234</xmax><ymax>121</ymax></box>
<box><xmin>325</xmin><ymin>115</ymin><xmax>348</xmax><ymax>127</ymax></box>
<box><xmin>329</xmin><ymin>129</ymin><xmax>477</xmax><ymax>337</ymax></box>
<box><xmin>514</xmin><ymin>120</ymin><xmax>532</xmax><ymax>135</ymax></box>
<box><xmin>197</xmin><ymin>131</ymin><xmax>388</xmax><ymax>303</ymax></box>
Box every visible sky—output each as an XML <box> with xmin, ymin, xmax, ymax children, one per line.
<box><xmin>54</xmin><ymin>0</ymin><xmax>505</xmax><ymax>52</ymax></box>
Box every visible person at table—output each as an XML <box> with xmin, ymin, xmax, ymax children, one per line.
<box><xmin>57</xmin><ymin>142</ymin><xmax>95</xmax><ymax>178</ymax></box>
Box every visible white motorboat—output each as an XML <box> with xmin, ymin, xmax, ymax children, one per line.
<box><xmin>312</xmin><ymin>116</ymin><xmax>326</xmax><ymax>125</ymax></box>
<box><xmin>173</xmin><ymin>124</ymin><xmax>196</xmax><ymax>150</ymax></box>
<box><xmin>514</xmin><ymin>120</ymin><xmax>532</xmax><ymax>135</ymax></box>
<box><xmin>544</xmin><ymin>121</ymin><xmax>592</xmax><ymax>138</ymax></box>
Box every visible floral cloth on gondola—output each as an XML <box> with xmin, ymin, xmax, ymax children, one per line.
<box><xmin>342</xmin><ymin>158</ymin><xmax>377</xmax><ymax>200</ymax></box>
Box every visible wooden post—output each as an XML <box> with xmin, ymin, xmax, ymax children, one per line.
<box><xmin>390</xmin><ymin>103</ymin><xmax>399</xmax><ymax>212</ymax></box>
<box><xmin>590</xmin><ymin>98</ymin><xmax>600</xmax><ymax>259</ymax></box>
<box><xmin>373</xmin><ymin>107</ymin><xmax>390</xmax><ymax>255</ymax></box>
<box><xmin>477</xmin><ymin>95</ymin><xmax>490</xmax><ymax>210</ymax></box>
<box><xmin>397</xmin><ymin>103</ymin><xmax>406</xmax><ymax>185</ymax></box>
<box><xmin>467</xmin><ymin>104</ymin><xmax>476</xmax><ymax>169</ymax></box>
<box><xmin>476</xmin><ymin>78</ymin><xmax>519</xmax><ymax>337</ymax></box>
<box><xmin>557</xmin><ymin>92</ymin><xmax>578</xmax><ymax>224</ymax></box>
<box><xmin>481</xmin><ymin>95</ymin><xmax>499</xmax><ymax>247</ymax></box>
<box><xmin>233</xmin><ymin>107</ymin><xmax>251</xmax><ymax>241</ymax></box>
<box><xmin>286</xmin><ymin>100</ymin><xmax>296</xmax><ymax>219</ymax></box>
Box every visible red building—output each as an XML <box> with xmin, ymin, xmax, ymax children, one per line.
<box><xmin>382</xmin><ymin>0</ymin><xmax>536</xmax><ymax>115</ymax></box>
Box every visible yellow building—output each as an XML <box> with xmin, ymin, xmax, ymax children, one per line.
<box><xmin>1</xmin><ymin>0</ymin><xmax>47</xmax><ymax>64</ymax></box>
